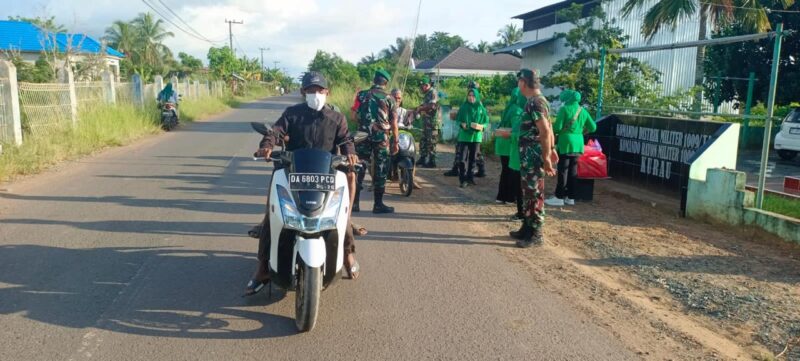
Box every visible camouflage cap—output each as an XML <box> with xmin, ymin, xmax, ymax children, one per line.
<box><xmin>516</xmin><ymin>68</ymin><xmax>540</xmax><ymax>89</ymax></box>
<box><xmin>375</xmin><ymin>68</ymin><xmax>392</xmax><ymax>82</ymax></box>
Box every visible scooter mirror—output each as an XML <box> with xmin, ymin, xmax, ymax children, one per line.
<box><xmin>250</xmin><ymin>122</ymin><xmax>273</xmax><ymax>136</ymax></box>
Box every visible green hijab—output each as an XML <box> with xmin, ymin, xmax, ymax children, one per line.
<box><xmin>559</xmin><ymin>89</ymin><xmax>581</xmax><ymax>105</ymax></box>
<box><xmin>160</xmin><ymin>83</ymin><xmax>175</xmax><ymax>100</ymax></box>
<box><xmin>459</xmin><ymin>88</ymin><xmax>486</xmax><ymax>122</ymax></box>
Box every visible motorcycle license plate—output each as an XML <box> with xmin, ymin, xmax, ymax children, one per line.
<box><xmin>288</xmin><ymin>173</ymin><xmax>336</xmax><ymax>191</ymax></box>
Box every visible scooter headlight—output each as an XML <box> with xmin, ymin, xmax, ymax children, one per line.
<box><xmin>319</xmin><ymin>187</ymin><xmax>345</xmax><ymax>231</ymax></box>
<box><xmin>398</xmin><ymin>133</ymin><xmax>412</xmax><ymax>151</ymax></box>
<box><xmin>277</xmin><ymin>185</ymin><xmax>303</xmax><ymax>230</ymax></box>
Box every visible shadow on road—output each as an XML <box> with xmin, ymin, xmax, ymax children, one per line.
<box><xmin>1</xmin><ymin>218</ymin><xmax>251</xmax><ymax>237</ymax></box>
<box><xmin>0</xmin><ymin>192</ymin><xmax>264</xmax><ymax>218</ymax></box>
<box><xmin>362</xmin><ymin>231</ymin><xmax>514</xmax><ymax>248</ymax></box>
<box><xmin>0</xmin><ymin>245</ymin><xmax>296</xmax><ymax>339</ymax></box>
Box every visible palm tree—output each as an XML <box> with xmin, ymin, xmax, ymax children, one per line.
<box><xmin>474</xmin><ymin>40</ymin><xmax>493</xmax><ymax>53</ymax></box>
<box><xmin>104</xmin><ymin>21</ymin><xmax>137</xmax><ymax>57</ymax></box>
<box><xmin>496</xmin><ymin>23</ymin><xmax>523</xmax><ymax>48</ymax></box>
<box><xmin>131</xmin><ymin>13</ymin><xmax>174</xmax><ymax>67</ymax></box>
<box><xmin>620</xmin><ymin>0</ymin><xmax>781</xmax><ymax>108</ymax></box>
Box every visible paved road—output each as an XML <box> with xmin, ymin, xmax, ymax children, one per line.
<box><xmin>737</xmin><ymin>149</ymin><xmax>800</xmax><ymax>193</ymax></box>
<box><xmin>0</xmin><ymin>95</ymin><xmax>636</xmax><ymax>361</ymax></box>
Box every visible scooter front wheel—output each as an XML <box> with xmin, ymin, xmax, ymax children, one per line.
<box><xmin>295</xmin><ymin>261</ymin><xmax>322</xmax><ymax>332</ymax></box>
<box><xmin>399</xmin><ymin>167</ymin><xmax>413</xmax><ymax>197</ymax></box>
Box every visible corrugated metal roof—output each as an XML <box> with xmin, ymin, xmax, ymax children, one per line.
<box><xmin>416</xmin><ymin>47</ymin><xmax>521</xmax><ymax>72</ymax></box>
<box><xmin>0</xmin><ymin>20</ymin><xmax>124</xmax><ymax>58</ymax></box>
<box><xmin>513</xmin><ymin>0</ymin><xmax>599</xmax><ymax>20</ymax></box>
<box><xmin>492</xmin><ymin>37</ymin><xmax>556</xmax><ymax>54</ymax></box>
<box><xmin>55</xmin><ymin>33</ymin><xmax>125</xmax><ymax>58</ymax></box>
<box><xmin>0</xmin><ymin>21</ymin><xmax>56</xmax><ymax>52</ymax></box>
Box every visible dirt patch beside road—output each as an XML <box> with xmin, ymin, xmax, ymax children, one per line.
<box><xmin>405</xmin><ymin>144</ymin><xmax>800</xmax><ymax>360</ymax></box>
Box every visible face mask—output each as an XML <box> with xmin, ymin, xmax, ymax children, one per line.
<box><xmin>306</xmin><ymin>92</ymin><xmax>326</xmax><ymax>111</ymax></box>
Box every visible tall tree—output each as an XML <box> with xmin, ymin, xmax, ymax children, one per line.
<box><xmin>207</xmin><ymin>46</ymin><xmax>240</xmax><ymax>78</ymax></box>
<box><xmin>544</xmin><ymin>4</ymin><xmax>663</xmax><ymax>111</ymax></box>
<box><xmin>179</xmin><ymin>52</ymin><xmax>203</xmax><ymax>70</ymax></box>
<box><xmin>132</xmin><ymin>13</ymin><xmax>174</xmax><ymax>68</ymax></box>
<box><xmin>496</xmin><ymin>23</ymin><xmax>523</xmax><ymax>48</ymax></box>
<box><xmin>104</xmin><ymin>21</ymin><xmax>137</xmax><ymax>57</ymax></box>
<box><xmin>473</xmin><ymin>40</ymin><xmax>492</xmax><ymax>53</ymax></box>
<box><xmin>620</xmin><ymin>0</ymin><xmax>789</xmax><ymax>109</ymax></box>
<box><xmin>703</xmin><ymin>2</ymin><xmax>800</xmax><ymax>106</ymax></box>
<box><xmin>307</xmin><ymin>50</ymin><xmax>360</xmax><ymax>87</ymax></box>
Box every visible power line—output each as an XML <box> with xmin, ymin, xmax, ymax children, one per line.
<box><xmin>154</xmin><ymin>0</ymin><xmax>224</xmax><ymax>43</ymax></box>
<box><xmin>140</xmin><ymin>0</ymin><xmax>221</xmax><ymax>44</ymax></box>
<box><xmin>233</xmin><ymin>34</ymin><xmax>249</xmax><ymax>59</ymax></box>
<box><xmin>399</xmin><ymin>0</ymin><xmax>424</xmax><ymax>97</ymax></box>
<box><xmin>225</xmin><ymin>19</ymin><xmax>244</xmax><ymax>55</ymax></box>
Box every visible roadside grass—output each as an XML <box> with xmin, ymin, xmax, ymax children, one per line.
<box><xmin>763</xmin><ymin>193</ymin><xmax>800</xmax><ymax>219</ymax></box>
<box><xmin>0</xmin><ymin>103</ymin><xmax>160</xmax><ymax>181</ymax></box>
<box><xmin>179</xmin><ymin>96</ymin><xmax>231</xmax><ymax>121</ymax></box>
<box><xmin>0</xmin><ymin>84</ymin><xmax>278</xmax><ymax>182</ymax></box>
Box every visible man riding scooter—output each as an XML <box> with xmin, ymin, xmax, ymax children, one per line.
<box><xmin>244</xmin><ymin>71</ymin><xmax>361</xmax><ymax>296</ymax></box>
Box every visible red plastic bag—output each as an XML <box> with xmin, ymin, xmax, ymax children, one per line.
<box><xmin>577</xmin><ymin>140</ymin><xmax>608</xmax><ymax>178</ymax></box>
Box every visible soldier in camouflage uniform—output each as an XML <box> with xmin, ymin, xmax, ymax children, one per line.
<box><xmin>415</xmin><ymin>76</ymin><xmax>440</xmax><ymax>168</ymax></box>
<box><xmin>509</xmin><ymin>69</ymin><xmax>557</xmax><ymax>248</ymax></box>
<box><xmin>352</xmin><ymin>69</ymin><xmax>399</xmax><ymax>214</ymax></box>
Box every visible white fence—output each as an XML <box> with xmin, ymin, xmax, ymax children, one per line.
<box><xmin>0</xmin><ymin>60</ymin><xmax>227</xmax><ymax>147</ymax></box>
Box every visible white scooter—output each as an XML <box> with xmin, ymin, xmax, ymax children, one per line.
<box><xmin>250</xmin><ymin>122</ymin><xmax>364</xmax><ymax>332</ymax></box>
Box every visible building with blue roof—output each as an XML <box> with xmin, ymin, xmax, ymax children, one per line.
<box><xmin>0</xmin><ymin>20</ymin><xmax>124</xmax><ymax>79</ymax></box>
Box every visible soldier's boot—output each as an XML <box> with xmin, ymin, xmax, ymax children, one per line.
<box><xmin>417</xmin><ymin>156</ymin><xmax>428</xmax><ymax>169</ymax></box>
<box><xmin>372</xmin><ymin>187</ymin><xmax>395</xmax><ymax>214</ymax></box>
<box><xmin>516</xmin><ymin>227</ymin><xmax>544</xmax><ymax>248</ymax></box>
<box><xmin>425</xmin><ymin>156</ymin><xmax>437</xmax><ymax>169</ymax></box>
<box><xmin>509</xmin><ymin>223</ymin><xmax>531</xmax><ymax>240</ymax></box>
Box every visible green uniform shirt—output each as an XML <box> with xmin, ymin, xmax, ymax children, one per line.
<box><xmin>456</xmin><ymin>89</ymin><xmax>489</xmax><ymax>143</ymax></box>
<box><xmin>553</xmin><ymin>89</ymin><xmax>596</xmax><ymax>155</ymax></box>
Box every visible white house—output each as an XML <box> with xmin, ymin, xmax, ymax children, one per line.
<box><xmin>414</xmin><ymin>47</ymin><xmax>521</xmax><ymax>79</ymax></box>
<box><xmin>495</xmin><ymin>0</ymin><xmax>703</xmax><ymax>98</ymax></box>
<box><xmin>0</xmin><ymin>20</ymin><xmax>124</xmax><ymax>80</ymax></box>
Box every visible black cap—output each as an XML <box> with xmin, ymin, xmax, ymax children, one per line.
<box><xmin>516</xmin><ymin>68</ymin><xmax>541</xmax><ymax>89</ymax></box>
<box><xmin>302</xmin><ymin>71</ymin><xmax>328</xmax><ymax>90</ymax></box>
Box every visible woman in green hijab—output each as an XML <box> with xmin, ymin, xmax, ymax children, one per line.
<box><xmin>504</xmin><ymin>88</ymin><xmax>529</xmax><ymax>219</ymax></box>
<box><xmin>455</xmin><ymin>88</ymin><xmax>489</xmax><ymax>188</ymax></box>
<box><xmin>495</xmin><ymin>87</ymin><xmax>520</xmax><ymax>204</ymax></box>
<box><xmin>545</xmin><ymin>89</ymin><xmax>596</xmax><ymax>206</ymax></box>
<box><xmin>158</xmin><ymin>83</ymin><xmax>178</xmax><ymax>104</ymax></box>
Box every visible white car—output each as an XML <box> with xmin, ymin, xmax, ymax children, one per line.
<box><xmin>775</xmin><ymin>108</ymin><xmax>800</xmax><ymax>161</ymax></box>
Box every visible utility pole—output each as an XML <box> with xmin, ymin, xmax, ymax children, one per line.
<box><xmin>259</xmin><ymin>47</ymin><xmax>269</xmax><ymax>71</ymax></box>
<box><xmin>273</xmin><ymin>61</ymin><xmax>280</xmax><ymax>70</ymax></box>
<box><xmin>225</xmin><ymin>19</ymin><xmax>243</xmax><ymax>56</ymax></box>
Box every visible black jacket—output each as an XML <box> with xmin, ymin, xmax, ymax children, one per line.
<box><xmin>260</xmin><ymin>103</ymin><xmax>355</xmax><ymax>155</ymax></box>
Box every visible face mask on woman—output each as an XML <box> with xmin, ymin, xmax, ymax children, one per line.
<box><xmin>306</xmin><ymin>92</ymin><xmax>327</xmax><ymax>111</ymax></box>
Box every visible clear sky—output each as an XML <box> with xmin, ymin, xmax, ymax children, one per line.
<box><xmin>1</xmin><ymin>0</ymin><xmax>560</xmax><ymax>77</ymax></box>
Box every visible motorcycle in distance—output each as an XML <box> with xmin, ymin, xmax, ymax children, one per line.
<box><xmin>250</xmin><ymin>122</ymin><xmax>366</xmax><ymax>332</ymax></box>
<box><xmin>159</xmin><ymin>95</ymin><xmax>181</xmax><ymax>131</ymax></box>
<box><xmin>392</xmin><ymin>125</ymin><xmax>417</xmax><ymax>197</ymax></box>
